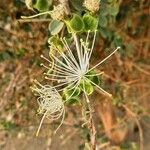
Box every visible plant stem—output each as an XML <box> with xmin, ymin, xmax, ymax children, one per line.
<box><xmin>84</xmin><ymin>94</ymin><xmax>97</xmax><ymax>150</ymax></box>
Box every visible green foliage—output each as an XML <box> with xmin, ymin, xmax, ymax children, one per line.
<box><xmin>48</xmin><ymin>36</ymin><xmax>63</xmax><ymax>50</ymax></box>
<box><xmin>99</xmin><ymin>15</ymin><xmax>108</xmax><ymax>27</ymax></box>
<box><xmin>33</xmin><ymin>0</ymin><xmax>50</xmax><ymax>12</ymax></box>
<box><xmin>86</xmin><ymin>70</ymin><xmax>100</xmax><ymax>85</ymax></box>
<box><xmin>14</xmin><ymin>0</ymin><xmax>24</xmax><ymax>8</ymax></box>
<box><xmin>49</xmin><ymin>20</ymin><xmax>64</xmax><ymax>35</ymax></box>
<box><xmin>0</xmin><ymin>50</ymin><xmax>13</xmax><ymax>61</ymax></box>
<box><xmin>70</xmin><ymin>0</ymin><xmax>84</xmax><ymax>12</ymax></box>
<box><xmin>63</xmin><ymin>86</ymin><xmax>81</xmax><ymax>104</ymax></box>
<box><xmin>68</xmin><ymin>14</ymin><xmax>84</xmax><ymax>33</ymax></box>
<box><xmin>2</xmin><ymin>120</ymin><xmax>17</xmax><ymax>131</ymax></box>
<box><xmin>80</xmin><ymin>79</ymin><xmax>94</xmax><ymax>95</ymax></box>
<box><xmin>99</xmin><ymin>28</ymin><xmax>112</xmax><ymax>40</ymax></box>
<box><xmin>83</xmin><ymin>14</ymin><xmax>98</xmax><ymax>31</ymax></box>
<box><xmin>108</xmin><ymin>3</ymin><xmax>119</xmax><ymax>16</ymax></box>
<box><xmin>113</xmin><ymin>35</ymin><xmax>123</xmax><ymax>47</ymax></box>
<box><xmin>121</xmin><ymin>142</ymin><xmax>139</xmax><ymax>150</ymax></box>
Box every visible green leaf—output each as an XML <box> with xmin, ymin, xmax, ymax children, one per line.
<box><xmin>2</xmin><ymin>121</ymin><xmax>17</xmax><ymax>131</ymax></box>
<box><xmin>86</xmin><ymin>70</ymin><xmax>100</xmax><ymax>85</ymax></box>
<box><xmin>80</xmin><ymin>79</ymin><xmax>94</xmax><ymax>95</ymax></box>
<box><xmin>113</xmin><ymin>36</ymin><xmax>123</xmax><ymax>47</ymax></box>
<box><xmin>65</xmin><ymin>97</ymin><xmax>80</xmax><ymax>105</ymax></box>
<box><xmin>69</xmin><ymin>14</ymin><xmax>84</xmax><ymax>32</ymax></box>
<box><xmin>49</xmin><ymin>20</ymin><xmax>64</xmax><ymax>35</ymax></box>
<box><xmin>107</xmin><ymin>0</ymin><xmax>114</xmax><ymax>3</ymax></box>
<box><xmin>99</xmin><ymin>28</ymin><xmax>112</xmax><ymax>40</ymax></box>
<box><xmin>99</xmin><ymin>5</ymin><xmax>109</xmax><ymax>16</ymax></box>
<box><xmin>48</xmin><ymin>36</ymin><xmax>64</xmax><ymax>50</ymax></box>
<box><xmin>63</xmin><ymin>86</ymin><xmax>81</xmax><ymax>100</ymax></box>
<box><xmin>34</xmin><ymin>0</ymin><xmax>49</xmax><ymax>12</ymax></box>
<box><xmin>108</xmin><ymin>3</ymin><xmax>119</xmax><ymax>16</ymax></box>
<box><xmin>83</xmin><ymin>14</ymin><xmax>98</xmax><ymax>31</ymax></box>
<box><xmin>70</xmin><ymin>0</ymin><xmax>84</xmax><ymax>12</ymax></box>
<box><xmin>99</xmin><ymin>15</ymin><xmax>108</xmax><ymax>27</ymax></box>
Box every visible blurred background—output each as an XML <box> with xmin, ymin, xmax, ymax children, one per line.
<box><xmin>0</xmin><ymin>0</ymin><xmax>149</xmax><ymax>150</ymax></box>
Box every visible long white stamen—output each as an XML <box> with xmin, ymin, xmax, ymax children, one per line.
<box><xmin>57</xmin><ymin>79</ymin><xmax>79</xmax><ymax>92</ymax></box>
<box><xmin>41</xmin><ymin>55</ymin><xmax>74</xmax><ymax>74</ymax></box>
<box><xmin>41</xmin><ymin>63</ymin><xmax>77</xmax><ymax>77</ymax></box>
<box><xmin>88</xmin><ymin>30</ymin><xmax>97</xmax><ymax>61</ymax></box>
<box><xmin>51</xmin><ymin>53</ymin><xmax>77</xmax><ymax>74</ymax></box>
<box><xmin>53</xmin><ymin>77</ymin><xmax>78</xmax><ymax>89</ymax></box>
<box><xmin>87</xmin><ymin>47</ymin><xmax>120</xmax><ymax>73</ymax></box>
<box><xmin>44</xmin><ymin>72</ymin><xmax>77</xmax><ymax>78</ymax></box>
<box><xmin>36</xmin><ymin>110</ymin><xmax>47</xmax><ymax>136</ymax></box>
<box><xmin>54</xmin><ymin>108</ymin><xmax>65</xmax><ymax>134</ymax></box>
<box><xmin>85</xmin><ymin>77</ymin><xmax>112</xmax><ymax>97</ymax></box>
<box><xmin>52</xmin><ymin>44</ymin><xmax>79</xmax><ymax>72</ymax></box>
<box><xmin>64</xmin><ymin>81</ymin><xmax>80</xmax><ymax>102</ymax></box>
<box><xmin>86</xmin><ymin>30</ymin><xmax>90</xmax><ymax>45</ymax></box>
<box><xmin>73</xmin><ymin>34</ymin><xmax>82</xmax><ymax>69</ymax></box>
<box><xmin>41</xmin><ymin>57</ymin><xmax>76</xmax><ymax>75</ymax></box>
<box><xmin>62</xmin><ymin>38</ymin><xmax>80</xmax><ymax>70</ymax></box>
<box><xmin>85</xmin><ymin>71</ymin><xmax>104</xmax><ymax>77</ymax></box>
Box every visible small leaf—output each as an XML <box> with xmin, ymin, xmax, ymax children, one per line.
<box><xmin>65</xmin><ymin>97</ymin><xmax>80</xmax><ymax>105</ymax></box>
<box><xmin>80</xmin><ymin>79</ymin><xmax>94</xmax><ymax>95</ymax></box>
<box><xmin>99</xmin><ymin>15</ymin><xmax>108</xmax><ymax>27</ymax></box>
<box><xmin>63</xmin><ymin>87</ymin><xmax>81</xmax><ymax>100</ymax></box>
<box><xmin>86</xmin><ymin>70</ymin><xmax>100</xmax><ymax>85</ymax></box>
<box><xmin>69</xmin><ymin>14</ymin><xmax>84</xmax><ymax>32</ymax></box>
<box><xmin>83</xmin><ymin>14</ymin><xmax>98</xmax><ymax>31</ymax></box>
<box><xmin>2</xmin><ymin>121</ymin><xmax>17</xmax><ymax>131</ymax></box>
<box><xmin>34</xmin><ymin>0</ymin><xmax>49</xmax><ymax>12</ymax></box>
<box><xmin>48</xmin><ymin>36</ymin><xmax>64</xmax><ymax>50</ymax></box>
<box><xmin>99</xmin><ymin>5</ymin><xmax>109</xmax><ymax>16</ymax></box>
<box><xmin>108</xmin><ymin>3</ymin><xmax>119</xmax><ymax>16</ymax></box>
<box><xmin>113</xmin><ymin>36</ymin><xmax>123</xmax><ymax>47</ymax></box>
<box><xmin>70</xmin><ymin>0</ymin><xmax>84</xmax><ymax>12</ymax></box>
<box><xmin>99</xmin><ymin>28</ymin><xmax>112</xmax><ymax>40</ymax></box>
<box><xmin>49</xmin><ymin>20</ymin><xmax>64</xmax><ymax>35</ymax></box>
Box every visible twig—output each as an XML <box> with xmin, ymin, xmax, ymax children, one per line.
<box><xmin>98</xmin><ymin>142</ymin><xmax>110</xmax><ymax>149</ymax></box>
<box><xmin>82</xmin><ymin>94</ymin><xmax>97</xmax><ymax>150</ymax></box>
<box><xmin>60</xmin><ymin>129</ymin><xmax>77</xmax><ymax>145</ymax></box>
<box><xmin>87</xmin><ymin>102</ymin><xmax>97</xmax><ymax>150</ymax></box>
<box><xmin>18</xmin><ymin>19</ymin><xmax>51</xmax><ymax>23</ymax></box>
<box><xmin>132</xmin><ymin>63</ymin><xmax>150</xmax><ymax>76</ymax></box>
<box><xmin>122</xmin><ymin>105</ymin><xmax>144</xmax><ymax>150</ymax></box>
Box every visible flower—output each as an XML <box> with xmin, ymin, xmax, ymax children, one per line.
<box><xmin>51</xmin><ymin>1</ymin><xmax>70</xmax><ymax>20</ymax></box>
<box><xmin>83</xmin><ymin>0</ymin><xmax>100</xmax><ymax>13</ymax></box>
<box><xmin>31</xmin><ymin>80</ymin><xmax>65</xmax><ymax>136</ymax></box>
<box><xmin>41</xmin><ymin>31</ymin><xmax>120</xmax><ymax>100</ymax></box>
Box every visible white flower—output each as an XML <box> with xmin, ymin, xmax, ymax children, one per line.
<box><xmin>41</xmin><ymin>31</ymin><xmax>120</xmax><ymax>101</ymax></box>
<box><xmin>31</xmin><ymin>80</ymin><xmax>65</xmax><ymax>136</ymax></box>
